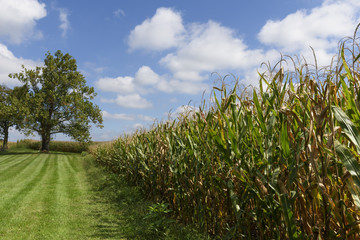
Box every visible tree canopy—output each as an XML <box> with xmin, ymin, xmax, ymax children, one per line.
<box><xmin>0</xmin><ymin>85</ymin><xmax>27</xmax><ymax>149</ymax></box>
<box><xmin>9</xmin><ymin>50</ymin><xmax>103</xmax><ymax>151</ymax></box>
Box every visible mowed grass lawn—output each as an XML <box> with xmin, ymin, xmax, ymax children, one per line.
<box><xmin>0</xmin><ymin>149</ymin><xmax>208</xmax><ymax>240</ymax></box>
<box><xmin>0</xmin><ymin>149</ymin><xmax>102</xmax><ymax>239</ymax></box>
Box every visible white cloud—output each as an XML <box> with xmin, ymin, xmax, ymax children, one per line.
<box><xmin>138</xmin><ymin>114</ymin><xmax>155</xmax><ymax>122</ymax></box>
<box><xmin>102</xmin><ymin>110</ymin><xmax>135</xmax><ymax>120</ymax></box>
<box><xmin>102</xmin><ymin>111</ymin><xmax>155</xmax><ymax>122</ymax></box>
<box><xmin>119</xmin><ymin>8</ymin><xmax>280</xmax><ymax>95</ymax></box>
<box><xmin>96</xmin><ymin>64</ymin><xmax>211</xmax><ymax>96</ymax></box>
<box><xmin>258</xmin><ymin>0</ymin><xmax>360</xmax><ymax>66</ymax></box>
<box><xmin>161</xmin><ymin>21</ymin><xmax>249</xmax><ymax>80</ymax></box>
<box><xmin>102</xmin><ymin>1</ymin><xmax>360</xmax><ymax>105</ymax></box>
<box><xmin>129</xmin><ymin>19</ymin><xmax>279</xmax><ymax>94</ymax></box>
<box><xmin>156</xmin><ymin>1</ymin><xmax>360</xmax><ymax>88</ymax></box>
<box><xmin>114</xmin><ymin>9</ymin><xmax>125</xmax><ymax>17</ymax></box>
<box><xmin>96</xmin><ymin>65</ymin><xmax>165</xmax><ymax>94</ymax></box>
<box><xmin>135</xmin><ymin>65</ymin><xmax>161</xmax><ymax>85</ymax></box>
<box><xmin>0</xmin><ymin>0</ymin><xmax>46</xmax><ymax>44</ymax></box>
<box><xmin>58</xmin><ymin>8</ymin><xmax>70</xmax><ymax>38</ymax></box>
<box><xmin>169</xmin><ymin>105</ymin><xmax>199</xmax><ymax>120</ymax></box>
<box><xmin>159</xmin><ymin>21</ymin><xmax>278</xmax><ymax>87</ymax></box>
<box><xmin>157</xmin><ymin>79</ymin><xmax>210</xmax><ymax>94</ymax></box>
<box><xmin>109</xmin><ymin>13</ymin><xmax>276</xmax><ymax>96</ymax></box>
<box><xmin>0</xmin><ymin>43</ymin><xmax>41</xmax><ymax>86</ymax></box>
<box><xmin>128</xmin><ymin>7</ymin><xmax>185</xmax><ymax>51</ymax></box>
<box><xmin>133</xmin><ymin>123</ymin><xmax>144</xmax><ymax>130</ymax></box>
<box><xmin>174</xmin><ymin>105</ymin><xmax>196</xmax><ymax>115</ymax></box>
<box><xmin>101</xmin><ymin>94</ymin><xmax>152</xmax><ymax>109</ymax></box>
<box><xmin>96</xmin><ymin>76</ymin><xmax>135</xmax><ymax>94</ymax></box>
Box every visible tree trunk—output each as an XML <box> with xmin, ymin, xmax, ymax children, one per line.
<box><xmin>41</xmin><ymin>132</ymin><xmax>51</xmax><ymax>152</ymax></box>
<box><xmin>3</xmin><ymin>123</ymin><xmax>8</xmax><ymax>150</ymax></box>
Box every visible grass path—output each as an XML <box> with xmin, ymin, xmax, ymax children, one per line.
<box><xmin>0</xmin><ymin>150</ymin><xmax>96</xmax><ymax>239</ymax></box>
<box><xmin>0</xmin><ymin>149</ymin><xmax>208</xmax><ymax>240</ymax></box>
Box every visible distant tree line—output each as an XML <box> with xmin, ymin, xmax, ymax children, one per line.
<box><xmin>0</xmin><ymin>50</ymin><xmax>103</xmax><ymax>151</ymax></box>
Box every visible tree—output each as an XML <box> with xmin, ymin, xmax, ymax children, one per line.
<box><xmin>0</xmin><ymin>85</ymin><xmax>27</xmax><ymax>150</ymax></box>
<box><xmin>9</xmin><ymin>50</ymin><xmax>103</xmax><ymax>152</ymax></box>
<box><xmin>0</xmin><ymin>85</ymin><xmax>10</xmax><ymax>149</ymax></box>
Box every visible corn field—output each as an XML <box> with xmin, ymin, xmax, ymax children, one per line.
<box><xmin>93</xmin><ymin>31</ymin><xmax>360</xmax><ymax>239</ymax></box>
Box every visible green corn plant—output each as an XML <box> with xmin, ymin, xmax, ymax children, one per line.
<box><xmin>92</xmin><ymin>27</ymin><xmax>360</xmax><ymax>239</ymax></box>
<box><xmin>330</xmin><ymin>43</ymin><xmax>360</xmax><ymax>238</ymax></box>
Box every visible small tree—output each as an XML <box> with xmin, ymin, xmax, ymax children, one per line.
<box><xmin>0</xmin><ymin>85</ymin><xmax>10</xmax><ymax>149</ymax></box>
<box><xmin>9</xmin><ymin>50</ymin><xmax>103</xmax><ymax>151</ymax></box>
<box><xmin>0</xmin><ymin>85</ymin><xmax>27</xmax><ymax>150</ymax></box>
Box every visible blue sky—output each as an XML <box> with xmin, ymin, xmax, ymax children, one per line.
<box><xmin>1</xmin><ymin>0</ymin><xmax>360</xmax><ymax>141</ymax></box>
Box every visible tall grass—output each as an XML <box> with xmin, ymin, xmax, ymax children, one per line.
<box><xmin>93</xmin><ymin>31</ymin><xmax>360</xmax><ymax>239</ymax></box>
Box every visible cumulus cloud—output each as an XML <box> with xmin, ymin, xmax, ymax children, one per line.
<box><xmin>104</xmin><ymin>9</ymin><xmax>278</xmax><ymax>97</ymax></box>
<box><xmin>101</xmin><ymin>1</ymin><xmax>360</xmax><ymax>108</ymax></box>
<box><xmin>0</xmin><ymin>43</ymin><xmax>41</xmax><ymax>86</ymax></box>
<box><xmin>258</xmin><ymin>0</ymin><xmax>360</xmax><ymax>66</ymax></box>
<box><xmin>174</xmin><ymin>105</ymin><xmax>196</xmax><ymax>115</ymax></box>
<box><xmin>0</xmin><ymin>0</ymin><xmax>46</xmax><ymax>44</ymax></box>
<box><xmin>58</xmin><ymin>8</ymin><xmax>70</xmax><ymax>38</ymax></box>
<box><xmin>168</xmin><ymin>105</ymin><xmax>199</xmax><ymax>120</ymax></box>
<box><xmin>96</xmin><ymin>76</ymin><xmax>135</xmax><ymax>94</ymax></box>
<box><xmin>128</xmin><ymin>7</ymin><xmax>185</xmax><ymax>51</ymax></box>
<box><xmin>95</xmin><ymin>65</ymin><xmax>165</xmax><ymax>95</ymax></box>
<box><xmin>101</xmin><ymin>94</ymin><xmax>152</xmax><ymax>109</ymax></box>
<box><xmin>95</xmin><ymin>66</ymin><xmax>162</xmax><ymax>109</ymax></box>
<box><xmin>102</xmin><ymin>110</ymin><xmax>155</xmax><ymax>123</ymax></box>
<box><xmin>126</xmin><ymin>8</ymin><xmax>280</xmax><ymax>89</ymax></box>
<box><xmin>135</xmin><ymin>65</ymin><xmax>161</xmax><ymax>85</ymax></box>
<box><xmin>160</xmin><ymin>21</ymin><xmax>277</xmax><ymax>83</ymax></box>
<box><xmin>157</xmin><ymin>79</ymin><xmax>210</xmax><ymax>94</ymax></box>
<box><xmin>156</xmin><ymin>1</ymin><xmax>360</xmax><ymax>87</ymax></box>
<box><xmin>138</xmin><ymin>114</ymin><xmax>156</xmax><ymax>122</ymax></box>
<box><xmin>102</xmin><ymin>110</ymin><xmax>135</xmax><ymax>120</ymax></box>
<box><xmin>133</xmin><ymin>123</ymin><xmax>144</xmax><ymax>130</ymax></box>
<box><xmin>95</xmin><ymin>64</ymin><xmax>210</xmax><ymax>95</ymax></box>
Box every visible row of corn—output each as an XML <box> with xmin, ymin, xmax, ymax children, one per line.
<box><xmin>93</xmin><ymin>36</ymin><xmax>360</xmax><ymax>239</ymax></box>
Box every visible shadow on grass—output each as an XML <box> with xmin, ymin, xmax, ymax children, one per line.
<box><xmin>0</xmin><ymin>148</ymin><xmax>77</xmax><ymax>156</ymax></box>
<box><xmin>0</xmin><ymin>149</ymin><xmax>38</xmax><ymax>155</ymax></box>
<box><xmin>83</xmin><ymin>156</ymin><xmax>210</xmax><ymax>240</ymax></box>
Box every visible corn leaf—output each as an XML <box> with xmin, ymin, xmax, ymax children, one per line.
<box><xmin>280</xmin><ymin>193</ymin><xmax>298</xmax><ymax>239</ymax></box>
<box><xmin>335</xmin><ymin>141</ymin><xmax>360</xmax><ymax>189</ymax></box>
<box><xmin>332</xmin><ymin>105</ymin><xmax>360</xmax><ymax>153</ymax></box>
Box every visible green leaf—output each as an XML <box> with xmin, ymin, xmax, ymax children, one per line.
<box><xmin>253</xmin><ymin>89</ymin><xmax>266</xmax><ymax>133</ymax></box>
<box><xmin>9</xmin><ymin>50</ymin><xmax>103</xmax><ymax>151</ymax></box>
<box><xmin>332</xmin><ymin>106</ymin><xmax>360</xmax><ymax>153</ymax></box>
<box><xmin>340</xmin><ymin>76</ymin><xmax>360</xmax><ymax>124</ymax></box>
<box><xmin>341</xmin><ymin>44</ymin><xmax>355</xmax><ymax>83</ymax></box>
<box><xmin>280</xmin><ymin>121</ymin><xmax>290</xmax><ymax>158</ymax></box>
<box><xmin>280</xmin><ymin>194</ymin><xmax>298</xmax><ymax>239</ymax></box>
<box><xmin>335</xmin><ymin>141</ymin><xmax>360</xmax><ymax>189</ymax></box>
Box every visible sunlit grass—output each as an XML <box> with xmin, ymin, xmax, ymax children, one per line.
<box><xmin>0</xmin><ymin>148</ymin><xmax>208</xmax><ymax>239</ymax></box>
<box><xmin>0</xmin><ymin>149</ymin><xmax>93</xmax><ymax>239</ymax></box>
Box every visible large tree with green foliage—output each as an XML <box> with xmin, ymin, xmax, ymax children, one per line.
<box><xmin>9</xmin><ymin>50</ymin><xmax>103</xmax><ymax>151</ymax></box>
<box><xmin>0</xmin><ymin>85</ymin><xmax>27</xmax><ymax>150</ymax></box>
